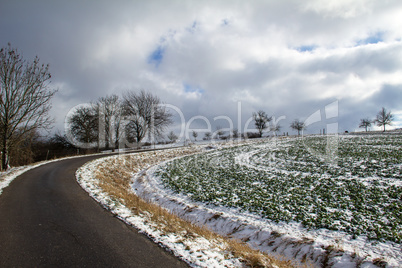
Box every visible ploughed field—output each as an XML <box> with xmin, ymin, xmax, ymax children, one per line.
<box><xmin>155</xmin><ymin>134</ymin><xmax>402</xmax><ymax>244</ymax></box>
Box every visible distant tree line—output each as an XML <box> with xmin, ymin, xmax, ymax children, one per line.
<box><xmin>67</xmin><ymin>90</ymin><xmax>172</xmax><ymax>150</ymax></box>
<box><xmin>0</xmin><ymin>43</ymin><xmax>174</xmax><ymax>170</ymax></box>
<box><xmin>359</xmin><ymin>107</ymin><xmax>394</xmax><ymax>132</ymax></box>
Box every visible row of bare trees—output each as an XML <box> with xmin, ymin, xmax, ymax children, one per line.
<box><xmin>1</xmin><ymin>43</ymin><xmax>398</xmax><ymax>170</ymax></box>
<box><xmin>67</xmin><ymin>90</ymin><xmax>172</xmax><ymax>150</ymax></box>
<box><xmin>253</xmin><ymin>110</ymin><xmax>306</xmax><ymax>136</ymax></box>
<box><xmin>359</xmin><ymin>107</ymin><xmax>394</xmax><ymax>132</ymax></box>
<box><xmin>0</xmin><ymin>43</ymin><xmax>172</xmax><ymax>170</ymax></box>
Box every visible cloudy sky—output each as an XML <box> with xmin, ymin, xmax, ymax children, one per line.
<box><xmin>1</xmin><ymin>0</ymin><xmax>402</xmax><ymax>138</ymax></box>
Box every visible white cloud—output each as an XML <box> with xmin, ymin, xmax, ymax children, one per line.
<box><xmin>1</xmin><ymin>0</ymin><xmax>402</xmax><ymax>134</ymax></box>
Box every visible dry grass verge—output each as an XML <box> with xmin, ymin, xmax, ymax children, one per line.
<box><xmin>88</xmin><ymin>147</ymin><xmax>300</xmax><ymax>267</ymax></box>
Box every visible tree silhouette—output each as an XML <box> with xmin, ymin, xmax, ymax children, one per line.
<box><xmin>290</xmin><ymin>119</ymin><xmax>305</xmax><ymax>136</ymax></box>
<box><xmin>252</xmin><ymin>110</ymin><xmax>272</xmax><ymax>137</ymax></box>
<box><xmin>192</xmin><ymin>130</ymin><xmax>198</xmax><ymax>141</ymax></box>
<box><xmin>359</xmin><ymin>118</ymin><xmax>372</xmax><ymax>132</ymax></box>
<box><xmin>375</xmin><ymin>107</ymin><xmax>393</xmax><ymax>132</ymax></box>
<box><xmin>123</xmin><ymin>90</ymin><xmax>172</xmax><ymax>145</ymax></box>
<box><xmin>0</xmin><ymin>44</ymin><xmax>56</xmax><ymax>170</ymax></box>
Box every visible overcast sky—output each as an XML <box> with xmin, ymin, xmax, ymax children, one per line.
<box><xmin>1</xmin><ymin>0</ymin><xmax>402</xmax><ymax>138</ymax></box>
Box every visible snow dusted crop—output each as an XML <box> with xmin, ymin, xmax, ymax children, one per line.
<box><xmin>75</xmin><ymin>134</ymin><xmax>401</xmax><ymax>267</ymax></box>
<box><xmin>152</xmin><ymin>134</ymin><xmax>401</xmax><ymax>267</ymax></box>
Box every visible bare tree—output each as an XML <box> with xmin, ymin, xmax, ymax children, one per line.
<box><xmin>0</xmin><ymin>44</ymin><xmax>56</xmax><ymax>170</ymax></box>
<box><xmin>50</xmin><ymin>132</ymin><xmax>75</xmax><ymax>150</ymax></box>
<box><xmin>123</xmin><ymin>90</ymin><xmax>172</xmax><ymax>145</ymax></box>
<box><xmin>8</xmin><ymin>128</ymin><xmax>39</xmax><ymax>167</ymax></box>
<box><xmin>204</xmin><ymin>132</ymin><xmax>212</xmax><ymax>140</ymax></box>
<box><xmin>215</xmin><ymin>126</ymin><xmax>224</xmax><ymax>139</ymax></box>
<box><xmin>272</xmin><ymin>124</ymin><xmax>281</xmax><ymax>136</ymax></box>
<box><xmin>290</xmin><ymin>119</ymin><xmax>305</xmax><ymax>136</ymax></box>
<box><xmin>232</xmin><ymin>128</ymin><xmax>239</xmax><ymax>139</ymax></box>
<box><xmin>167</xmin><ymin>131</ymin><xmax>178</xmax><ymax>143</ymax></box>
<box><xmin>68</xmin><ymin>105</ymin><xmax>98</xmax><ymax>147</ymax></box>
<box><xmin>192</xmin><ymin>130</ymin><xmax>198</xmax><ymax>141</ymax></box>
<box><xmin>359</xmin><ymin>118</ymin><xmax>372</xmax><ymax>132</ymax></box>
<box><xmin>375</xmin><ymin>107</ymin><xmax>393</xmax><ymax>132</ymax></box>
<box><xmin>253</xmin><ymin>110</ymin><xmax>272</xmax><ymax>137</ymax></box>
<box><xmin>95</xmin><ymin>94</ymin><xmax>123</xmax><ymax>150</ymax></box>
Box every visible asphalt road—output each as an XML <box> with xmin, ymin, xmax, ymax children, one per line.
<box><xmin>0</xmin><ymin>154</ymin><xmax>188</xmax><ymax>267</ymax></box>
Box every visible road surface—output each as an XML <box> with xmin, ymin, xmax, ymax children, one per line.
<box><xmin>0</xmin><ymin>155</ymin><xmax>188</xmax><ymax>267</ymax></box>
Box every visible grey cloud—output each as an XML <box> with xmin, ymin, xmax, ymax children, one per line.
<box><xmin>368</xmin><ymin>84</ymin><xmax>402</xmax><ymax>110</ymax></box>
<box><xmin>300</xmin><ymin>43</ymin><xmax>402</xmax><ymax>77</ymax></box>
<box><xmin>1</xmin><ymin>0</ymin><xmax>402</xmax><ymax>134</ymax></box>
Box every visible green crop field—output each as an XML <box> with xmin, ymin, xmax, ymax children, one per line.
<box><xmin>155</xmin><ymin>134</ymin><xmax>402</xmax><ymax>243</ymax></box>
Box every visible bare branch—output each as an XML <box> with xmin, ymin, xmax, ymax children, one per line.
<box><xmin>122</xmin><ymin>90</ymin><xmax>172</xmax><ymax>145</ymax></box>
<box><xmin>0</xmin><ymin>44</ymin><xmax>56</xmax><ymax>170</ymax></box>
<box><xmin>375</xmin><ymin>107</ymin><xmax>393</xmax><ymax>132</ymax></box>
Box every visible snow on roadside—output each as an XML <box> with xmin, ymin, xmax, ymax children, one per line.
<box><xmin>0</xmin><ymin>165</ymin><xmax>34</xmax><ymax>195</ymax></box>
<box><xmin>135</xmin><ymin>165</ymin><xmax>401</xmax><ymax>267</ymax></box>
<box><xmin>75</xmin><ymin>139</ymin><xmax>400</xmax><ymax>267</ymax></box>
<box><xmin>0</xmin><ymin>152</ymin><xmax>111</xmax><ymax>196</ymax></box>
<box><xmin>76</xmin><ymin>152</ymin><xmax>245</xmax><ymax>268</ymax></box>
<box><xmin>128</xmin><ymin>139</ymin><xmax>402</xmax><ymax>268</ymax></box>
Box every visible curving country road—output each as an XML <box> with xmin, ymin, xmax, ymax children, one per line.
<box><xmin>0</xmin><ymin>154</ymin><xmax>188</xmax><ymax>267</ymax></box>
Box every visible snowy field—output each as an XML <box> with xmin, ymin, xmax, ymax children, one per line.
<box><xmin>3</xmin><ymin>134</ymin><xmax>400</xmax><ymax>267</ymax></box>
<box><xmin>76</xmin><ymin>146</ymin><xmax>254</xmax><ymax>267</ymax></box>
<box><xmin>142</xmin><ymin>134</ymin><xmax>401</xmax><ymax>267</ymax></box>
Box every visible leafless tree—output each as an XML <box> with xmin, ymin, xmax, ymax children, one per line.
<box><xmin>123</xmin><ymin>90</ymin><xmax>172</xmax><ymax>145</ymax></box>
<box><xmin>272</xmin><ymin>124</ymin><xmax>281</xmax><ymax>136</ymax></box>
<box><xmin>359</xmin><ymin>118</ymin><xmax>372</xmax><ymax>132</ymax></box>
<box><xmin>290</xmin><ymin>119</ymin><xmax>305</xmax><ymax>136</ymax></box>
<box><xmin>253</xmin><ymin>110</ymin><xmax>272</xmax><ymax>137</ymax></box>
<box><xmin>204</xmin><ymin>132</ymin><xmax>212</xmax><ymax>140</ymax></box>
<box><xmin>68</xmin><ymin>105</ymin><xmax>98</xmax><ymax>147</ymax></box>
<box><xmin>0</xmin><ymin>44</ymin><xmax>56</xmax><ymax>170</ymax></box>
<box><xmin>375</xmin><ymin>107</ymin><xmax>393</xmax><ymax>132</ymax></box>
<box><xmin>215</xmin><ymin>125</ymin><xmax>224</xmax><ymax>139</ymax></box>
<box><xmin>192</xmin><ymin>130</ymin><xmax>198</xmax><ymax>141</ymax></box>
<box><xmin>232</xmin><ymin>128</ymin><xmax>239</xmax><ymax>139</ymax></box>
<box><xmin>167</xmin><ymin>131</ymin><xmax>178</xmax><ymax>143</ymax></box>
<box><xmin>95</xmin><ymin>94</ymin><xmax>123</xmax><ymax>150</ymax></box>
<box><xmin>8</xmin><ymin>128</ymin><xmax>39</xmax><ymax>167</ymax></box>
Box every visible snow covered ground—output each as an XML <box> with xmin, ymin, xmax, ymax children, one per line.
<box><xmin>4</xmin><ymin>135</ymin><xmax>400</xmax><ymax>267</ymax></box>
<box><xmin>136</xmin><ymin>164</ymin><xmax>400</xmax><ymax>267</ymax></box>
<box><xmin>142</xmin><ymin>135</ymin><xmax>401</xmax><ymax>267</ymax></box>
<box><xmin>0</xmin><ymin>165</ymin><xmax>34</xmax><ymax>195</ymax></box>
<box><xmin>75</xmin><ymin>136</ymin><xmax>402</xmax><ymax>267</ymax></box>
<box><xmin>0</xmin><ymin>152</ymin><xmax>110</xmax><ymax>196</ymax></box>
<box><xmin>76</xmin><ymin>149</ymin><xmax>249</xmax><ymax>268</ymax></box>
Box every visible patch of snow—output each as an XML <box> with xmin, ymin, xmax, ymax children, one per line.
<box><xmin>73</xmin><ymin>136</ymin><xmax>402</xmax><ymax>267</ymax></box>
<box><xmin>0</xmin><ymin>166</ymin><xmax>33</xmax><ymax>195</ymax></box>
<box><xmin>134</xmin><ymin>165</ymin><xmax>401</xmax><ymax>267</ymax></box>
<box><xmin>76</xmin><ymin>153</ymin><xmax>245</xmax><ymax>268</ymax></box>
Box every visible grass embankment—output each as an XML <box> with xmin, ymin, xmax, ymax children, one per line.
<box><xmin>90</xmin><ymin>147</ymin><xmax>297</xmax><ymax>268</ymax></box>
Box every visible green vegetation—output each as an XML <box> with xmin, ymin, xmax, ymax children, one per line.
<box><xmin>156</xmin><ymin>134</ymin><xmax>402</xmax><ymax>243</ymax></box>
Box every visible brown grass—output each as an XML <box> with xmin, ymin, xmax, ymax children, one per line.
<box><xmin>89</xmin><ymin>148</ymin><xmax>302</xmax><ymax>267</ymax></box>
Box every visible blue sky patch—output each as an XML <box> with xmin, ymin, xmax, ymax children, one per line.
<box><xmin>148</xmin><ymin>46</ymin><xmax>165</xmax><ymax>67</ymax></box>
<box><xmin>357</xmin><ymin>32</ymin><xmax>384</xmax><ymax>46</ymax></box>
<box><xmin>187</xmin><ymin>21</ymin><xmax>198</xmax><ymax>34</ymax></box>
<box><xmin>184</xmin><ymin>83</ymin><xmax>205</xmax><ymax>94</ymax></box>
<box><xmin>296</xmin><ymin>45</ymin><xmax>316</xmax><ymax>52</ymax></box>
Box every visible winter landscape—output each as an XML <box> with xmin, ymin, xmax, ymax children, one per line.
<box><xmin>2</xmin><ymin>1</ymin><xmax>402</xmax><ymax>267</ymax></box>
<box><xmin>74</xmin><ymin>132</ymin><xmax>401</xmax><ymax>267</ymax></box>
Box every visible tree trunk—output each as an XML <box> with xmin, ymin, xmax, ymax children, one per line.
<box><xmin>114</xmin><ymin>128</ymin><xmax>119</xmax><ymax>150</ymax></box>
<box><xmin>2</xmin><ymin>135</ymin><xmax>8</xmax><ymax>171</ymax></box>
